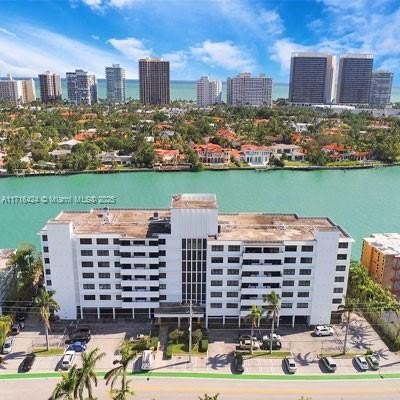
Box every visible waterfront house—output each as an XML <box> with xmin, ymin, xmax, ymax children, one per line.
<box><xmin>99</xmin><ymin>151</ymin><xmax>132</xmax><ymax>166</ymax></box>
<box><xmin>240</xmin><ymin>144</ymin><xmax>272</xmax><ymax>166</ymax></box>
<box><xmin>270</xmin><ymin>144</ymin><xmax>305</xmax><ymax>161</ymax></box>
<box><xmin>193</xmin><ymin>143</ymin><xmax>231</xmax><ymax>165</ymax></box>
<box><xmin>154</xmin><ymin>148</ymin><xmax>180</xmax><ymax>164</ymax></box>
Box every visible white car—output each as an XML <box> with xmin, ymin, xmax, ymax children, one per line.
<box><xmin>283</xmin><ymin>357</ymin><xmax>297</xmax><ymax>373</ymax></box>
<box><xmin>61</xmin><ymin>350</ymin><xmax>76</xmax><ymax>370</ymax></box>
<box><xmin>2</xmin><ymin>337</ymin><xmax>13</xmax><ymax>354</ymax></box>
<box><xmin>314</xmin><ymin>325</ymin><xmax>334</xmax><ymax>336</ymax></box>
<box><xmin>262</xmin><ymin>333</ymin><xmax>281</xmax><ymax>341</ymax></box>
<box><xmin>354</xmin><ymin>355</ymin><xmax>369</xmax><ymax>371</ymax></box>
<box><xmin>239</xmin><ymin>339</ymin><xmax>260</xmax><ymax>351</ymax></box>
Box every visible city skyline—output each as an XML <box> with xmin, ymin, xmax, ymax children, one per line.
<box><xmin>1</xmin><ymin>0</ymin><xmax>400</xmax><ymax>83</ymax></box>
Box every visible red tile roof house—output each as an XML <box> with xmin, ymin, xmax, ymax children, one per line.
<box><xmin>323</xmin><ymin>143</ymin><xmax>354</xmax><ymax>161</ymax></box>
<box><xmin>240</xmin><ymin>144</ymin><xmax>272</xmax><ymax>166</ymax></box>
<box><xmin>270</xmin><ymin>144</ymin><xmax>305</xmax><ymax>161</ymax></box>
<box><xmin>193</xmin><ymin>143</ymin><xmax>231</xmax><ymax>165</ymax></box>
<box><xmin>154</xmin><ymin>149</ymin><xmax>180</xmax><ymax>164</ymax></box>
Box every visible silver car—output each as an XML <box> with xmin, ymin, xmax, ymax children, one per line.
<box><xmin>284</xmin><ymin>357</ymin><xmax>297</xmax><ymax>373</ymax></box>
<box><xmin>354</xmin><ymin>355</ymin><xmax>369</xmax><ymax>371</ymax></box>
<box><xmin>2</xmin><ymin>337</ymin><xmax>13</xmax><ymax>354</ymax></box>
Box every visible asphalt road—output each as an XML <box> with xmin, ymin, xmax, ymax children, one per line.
<box><xmin>1</xmin><ymin>376</ymin><xmax>400</xmax><ymax>400</ymax></box>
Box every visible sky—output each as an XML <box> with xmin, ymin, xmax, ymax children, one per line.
<box><xmin>0</xmin><ymin>0</ymin><xmax>400</xmax><ymax>83</ymax></box>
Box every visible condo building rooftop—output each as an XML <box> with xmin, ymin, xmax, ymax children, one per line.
<box><xmin>363</xmin><ymin>233</ymin><xmax>400</xmax><ymax>256</ymax></box>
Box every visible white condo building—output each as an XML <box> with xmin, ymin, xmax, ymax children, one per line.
<box><xmin>66</xmin><ymin>70</ymin><xmax>97</xmax><ymax>105</ymax></box>
<box><xmin>0</xmin><ymin>75</ymin><xmax>36</xmax><ymax>104</ymax></box>
<box><xmin>196</xmin><ymin>76</ymin><xmax>222</xmax><ymax>107</ymax></box>
<box><xmin>40</xmin><ymin>194</ymin><xmax>353</xmax><ymax>327</ymax></box>
<box><xmin>227</xmin><ymin>73</ymin><xmax>272</xmax><ymax>107</ymax></box>
<box><xmin>105</xmin><ymin>64</ymin><xmax>126</xmax><ymax>104</ymax></box>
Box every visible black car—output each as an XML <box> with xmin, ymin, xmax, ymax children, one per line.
<box><xmin>19</xmin><ymin>354</ymin><xmax>36</xmax><ymax>372</ymax></box>
<box><xmin>261</xmin><ymin>339</ymin><xmax>282</xmax><ymax>350</ymax></box>
<box><xmin>16</xmin><ymin>313</ymin><xmax>26</xmax><ymax>322</ymax></box>
<box><xmin>233</xmin><ymin>352</ymin><xmax>244</xmax><ymax>374</ymax></box>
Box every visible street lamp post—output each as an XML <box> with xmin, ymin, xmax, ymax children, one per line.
<box><xmin>188</xmin><ymin>300</ymin><xmax>193</xmax><ymax>364</ymax></box>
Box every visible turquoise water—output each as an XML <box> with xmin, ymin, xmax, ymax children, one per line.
<box><xmin>32</xmin><ymin>79</ymin><xmax>400</xmax><ymax>102</ymax></box>
<box><xmin>0</xmin><ymin>167</ymin><xmax>399</xmax><ymax>258</ymax></box>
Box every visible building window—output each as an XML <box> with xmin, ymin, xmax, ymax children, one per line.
<box><xmin>97</xmin><ymin>250</ymin><xmax>109</xmax><ymax>257</ymax></box>
<box><xmin>297</xmin><ymin>303</ymin><xmax>309</xmax><ymax>309</ymax></box>
<box><xmin>45</xmin><ymin>269</ymin><xmax>51</xmax><ymax>275</ymax></box>
<box><xmin>99</xmin><ymin>284</ymin><xmax>111</xmax><ymax>290</ymax></box>
<box><xmin>80</xmin><ymin>238</ymin><xmax>92</xmax><ymax>245</ymax></box>
<box><xmin>282</xmin><ymin>280</ymin><xmax>294</xmax><ymax>287</ymax></box>
<box><xmin>84</xmin><ymin>295</ymin><xmax>96</xmax><ymax>300</ymax></box>
<box><xmin>81</xmin><ymin>261</ymin><xmax>94</xmax><ymax>268</ymax></box>
<box><xmin>42</xmin><ymin>235</ymin><xmax>48</xmax><ymax>242</ymax></box>
<box><xmin>44</xmin><ymin>258</ymin><xmax>50</xmax><ymax>264</ymax></box>
<box><xmin>336</xmin><ymin>265</ymin><xmax>346</xmax><ymax>272</ymax></box>
<box><xmin>228</xmin><ymin>245</ymin><xmax>241</xmax><ymax>252</ymax></box>
<box><xmin>159</xmin><ymin>239</ymin><xmax>166</xmax><ymax>245</ymax></box>
<box><xmin>46</xmin><ymin>280</ymin><xmax>52</xmax><ymax>286</ymax></box>
<box><xmin>159</xmin><ymin>273</ymin><xmax>166</xmax><ymax>279</ymax></box>
<box><xmin>301</xmin><ymin>245</ymin><xmax>314</xmax><ymax>252</ymax></box>
<box><xmin>227</xmin><ymin>303</ymin><xmax>238</xmax><ymax>308</ymax></box>
<box><xmin>338</xmin><ymin>242</ymin><xmax>349</xmax><ymax>249</ymax></box>
<box><xmin>227</xmin><ymin>292</ymin><xmax>238</xmax><ymax>298</ymax></box>
<box><xmin>99</xmin><ymin>273</ymin><xmax>111</xmax><ymax>279</ymax></box>
<box><xmin>284</xmin><ymin>257</ymin><xmax>296</xmax><ymax>264</ymax></box>
<box><xmin>134</xmin><ymin>252</ymin><xmax>145</xmax><ymax>257</ymax></box>
<box><xmin>227</xmin><ymin>269</ymin><xmax>239</xmax><ymax>275</ymax></box>
<box><xmin>285</xmin><ymin>245</ymin><xmax>297</xmax><ymax>252</ymax></box>
<box><xmin>281</xmin><ymin>303</ymin><xmax>292</xmax><ymax>308</ymax></box>
<box><xmin>82</xmin><ymin>273</ymin><xmax>95</xmax><ymax>279</ymax></box>
<box><xmin>335</xmin><ymin>276</ymin><xmax>345</xmax><ymax>283</ymax></box>
<box><xmin>211</xmin><ymin>245</ymin><xmax>224</xmax><ymax>252</ymax></box>
<box><xmin>159</xmin><ymin>295</ymin><xmax>166</xmax><ymax>301</ymax></box>
<box><xmin>115</xmin><ymin>273</ymin><xmax>121</xmax><ymax>279</ymax></box>
<box><xmin>210</xmin><ymin>303</ymin><xmax>222</xmax><ymax>308</ymax></box>
<box><xmin>96</xmin><ymin>238</ymin><xmax>109</xmax><ymax>245</ymax></box>
<box><xmin>332</xmin><ymin>298</ymin><xmax>342</xmax><ymax>304</ymax></box>
<box><xmin>98</xmin><ymin>261</ymin><xmax>110</xmax><ymax>268</ymax></box>
<box><xmin>211</xmin><ymin>257</ymin><xmax>223</xmax><ymax>263</ymax></box>
<box><xmin>299</xmin><ymin>269</ymin><xmax>312</xmax><ymax>275</ymax></box>
<box><xmin>211</xmin><ymin>280</ymin><xmax>223</xmax><ymax>286</ymax></box>
<box><xmin>159</xmin><ymin>284</ymin><xmax>166</xmax><ymax>290</ymax></box>
<box><xmin>337</xmin><ymin>254</ymin><xmax>347</xmax><ymax>260</ymax></box>
<box><xmin>116</xmin><ymin>295</ymin><xmax>122</xmax><ymax>300</ymax></box>
<box><xmin>83</xmin><ymin>284</ymin><xmax>95</xmax><ymax>290</ymax></box>
<box><xmin>113</xmin><ymin>238</ymin><xmax>120</xmax><ymax>245</ymax></box>
<box><xmin>298</xmin><ymin>292</ymin><xmax>309</xmax><ymax>297</ymax></box>
<box><xmin>299</xmin><ymin>280</ymin><xmax>311</xmax><ymax>287</ymax></box>
<box><xmin>227</xmin><ymin>280</ymin><xmax>239</xmax><ymax>286</ymax></box>
<box><xmin>210</xmin><ymin>292</ymin><xmax>222</xmax><ymax>297</ymax></box>
<box><xmin>115</xmin><ymin>284</ymin><xmax>121</xmax><ymax>290</ymax></box>
<box><xmin>300</xmin><ymin>257</ymin><xmax>312</xmax><ymax>264</ymax></box>
<box><xmin>43</xmin><ymin>246</ymin><xmax>49</xmax><ymax>253</ymax></box>
<box><xmin>333</xmin><ymin>287</ymin><xmax>344</xmax><ymax>293</ymax></box>
<box><xmin>81</xmin><ymin>250</ymin><xmax>93</xmax><ymax>257</ymax></box>
<box><xmin>228</xmin><ymin>257</ymin><xmax>240</xmax><ymax>263</ymax></box>
<box><xmin>133</xmin><ymin>240</ymin><xmax>145</xmax><ymax>245</ymax></box>
<box><xmin>100</xmin><ymin>295</ymin><xmax>111</xmax><ymax>301</ymax></box>
<box><xmin>159</xmin><ymin>250</ymin><xmax>166</xmax><ymax>256</ymax></box>
<box><xmin>282</xmin><ymin>292</ymin><xmax>293</xmax><ymax>297</ymax></box>
<box><xmin>211</xmin><ymin>269</ymin><xmax>223</xmax><ymax>275</ymax></box>
<box><xmin>283</xmin><ymin>269</ymin><xmax>295</xmax><ymax>275</ymax></box>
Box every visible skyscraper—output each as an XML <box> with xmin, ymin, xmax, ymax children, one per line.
<box><xmin>369</xmin><ymin>71</ymin><xmax>393</xmax><ymax>106</ymax></box>
<box><xmin>139</xmin><ymin>58</ymin><xmax>170</xmax><ymax>105</ymax></box>
<box><xmin>226</xmin><ymin>73</ymin><xmax>272</xmax><ymax>106</ymax></box>
<box><xmin>196</xmin><ymin>76</ymin><xmax>222</xmax><ymax>107</ymax></box>
<box><xmin>66</xmin><ymin>70</ymin><xmax>97</xmax><ymax>105</ymax></box>
<box><xmin>105</xmin><ymin>64</ymin><xmax>126</xmax><ymax>104</ymax></box>
<box><xmin>0</xmin><ymin>75</ymin><xmax>36</xmax><ymax>104</ymax></box>
<box><xmin>336</xmin><ymin>54</ymin><xmax>373</xmax><ymax>104</ymax></box>
<box><xmin>38</xmin><ymin>71</ymin><xmax>62</xmax><ymax>103</ymax></box>
<box><xmin>21</xmin><ymin>79</ymin><xmax>36</xmax><ymax>103</ymax></box>
<box><xmin>289</xmin><ymin>52</ymin><xmax>335</xmax><ymax>104</ymax></box>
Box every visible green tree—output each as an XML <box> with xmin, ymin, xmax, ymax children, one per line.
<box><xmin>198</xmin><ymin>395</ymin><xmax>220</xmax><ymax>400</ymax></box>
<box><xmin>168</xmin><ymin>328</ymin><xmax>184</xmax><ymax>345</ymax></box>
<box><xmin>104</xmin><ymin>341</ymin><xmax>136</xmax><ymax>400</ymax></box>
<box><xmin>192</xmin><ymin>328</ymin><xmax>203</xmax><ymax>349</ymax></box>
<box><xmin>247</xmin><ymin>305</ymin><xmax>263</xmax><ymax>355</ymax></box>
<box><xmin>33</xmin><ymin>289</ymin><xmax>60</xmax><ymax>351</ymax></box>
<box><xmin>338</xmin><ymin>298</ymin><xmax>358</xmax><ymax>354</ymax></box>
<box><xmin>74</xmin><ymin>348</ymin><xmax>106</xmax><ymax>400</ymax></box>
<box><xmin>0</xmin><ymin>315</ymin><xmax>13</xmax><ymax>348</ymax></box>
<box><xmin>263</xmin><ymin>291</ymin><xmax>281</xmax><ymax>354</ymax></box>
<box><xmin>50</xmin><ymin>365</ymin><xmax>78</xmax><ymax>400</ymax></box>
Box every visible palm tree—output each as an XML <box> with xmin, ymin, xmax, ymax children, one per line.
<box><xmin>104</xmin><ymin>341</ymin><xmax>136</xmax><ymax>400</ymax></box>
<box><xmin>199</xmin><ymin>394</ymin><xmax>220</xmax><ymax>400</ymax></box>
<box><xmin>34</xmin><ymin>289</ymin><xmax>60</xmax><ymax>351</ymax></box>
<box><xmin>338</xmin><ymin>297</ymin><xmax>357</xmax><ymax>354</ymax></box>
<box><xmin>50</xmin><ymin>365</ymin><xmax>78</xmax><ymax>400</ymax></box>
<box><xmin>247</xmin><ymin>305</ymin><xmax>263</xmax><ymax>355</ymax></box>
<box><xmin>263</xmin><ymin>291</ymin><xmax>281</xmax><ymax>354</ymax></box>
<box><xmin>74</xmin><ymin>347</ymin><xmax>105</xmax><ymax>400</ymax></box>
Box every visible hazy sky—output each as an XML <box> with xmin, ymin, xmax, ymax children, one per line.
<box><xmin>0</xmin><ymin>0</ymin><xmax>399</xmax><ymax>82</ymax></box>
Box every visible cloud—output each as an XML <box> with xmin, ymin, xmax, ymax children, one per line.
<box><xmin>81</xmin><ymin>0</ymin><xmax>102</xmax><ymax>9</ymax></box>
<box><xmin>161</xmin><ymin>50</ymin><xmax>188</xmax><ymax>70</ymax></box>
<box><xmin>107</xmin><ymin>37</ymin><xmax>151</xmax><ymax>61</ymax></box>
<box><xmin>0</xmin><ymin>27</ymin><xmax>16</xmax><ymax>37</ymax></box>
<box><xmin>81</xmin><ymin>0</ymin><xmax>139</xmax><ymax>10</ymax></box>
<box><xmin>269</xmin><ymin>39</ymin><xmax>310</xmax><ymax>72</ymax></box>
<box><xmin>191</xmin><ymin>40</ymin><xmax>254</xmax><ymax>72</ymax></box>
<box><xmin>91</xmin><ymin>34</ymin><xmax>100</xmax><ymax>40</ymax></box>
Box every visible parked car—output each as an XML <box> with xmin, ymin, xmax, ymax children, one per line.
<box><xmin>19</xmin><ymin>353</ymin><xmax>36</xmax><ymax>372</ymax></box>
<box><xmin>69</xmin><ymin>326</ymin><xmax>91</xmax><ymax>343</ymax></box>
<box><xmin>366</xmin><ymin>354</ymin><xmax>380</xmax><ymax>370</ymax></box>
<box><xmin>283</xmin><ymin>357</ymin><xmax>297</xmax><ymax>374</ymax></box>
<box><xmin>262</xmin><ymin>333</ymin><xmax>281</xmax><ymax>341</ymax></box>
<box><xmin>67</xmin><ymin>341</ymin><xmax>86</xmax><ymax>353</ymax></box>
<box><xmin>239</xmin><ymin>339</ymin><xmax>260</xmax><ymax>351</ymax></box>
<box><xmin>354</xmin><ymin>355</ymin><xmax>369</xmax><ymax>371</ymax></box>
<box><xmin>61</xmin><ymin>350</ymin><xmax>76</xmax><ymax>370</ymax></box>
<box><xmin>261</xmin><ymin>339</ymin><xmax>282</xmax><ymax>350</ymax></box>
<box><xmin>16</xmin><ymin>313</ymin><xmax>26</xmax><ymax>323</ymax></box>
<box><xmin>233</xmin><ymin>352</ymin><xmax>244</xmax><ymax>374</ymax></box>
<box><xmin>321</xmin><ymin>356</ymin><xmax>337</xmax><ymax>372</ymax></box>
<box><xmin>11</xmin><ymin>323</ymin><xmax>24</xmax><ymax>335</ymax></box>
<box><xmin>314</xmin><ymin>325</ymin><xmax>334</xmax><ymax>337</ymax></box>
<box><xmin>2</xmin><ymin>337</ymin><xmax>13</xmax><ymax>354</ymax></box>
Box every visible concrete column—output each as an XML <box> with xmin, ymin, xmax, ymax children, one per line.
<box><xmin>97</xmin><ymin>308</ymin><xmax>100</xmax><ymax>320</ymax></box>
<box><xmin>112</xmin><ymin>308</ymin><xmax>116</xmax><ymax>320</ymax></box>
<box><xmin>148</xmin><ymin>308</ymin><xmax>151</xmax><ymax>319</ymax></box>
<box><xmin>223</xmin><ymin>315</ymin><xmax>225</xmax><ymax>327</ymax></box>
<box><xmin>205</xmin><ymin>316</ymin><xmax>208</xmax><ymax>329</ymax></box>
<box><xmin>178</xmin><ymin>317</ymin><xmax>181</xmax><ymax>329</ymax></box>
<box><xmin>132</xmin><ymin>308</ymin><xmax>135</xmax><ymax>320</ymax></box>
<box><xmin>238</xmin><ymin>316</ymin><xmax>241</xmax><ymax>328</ymax></box>
<box><xmin>80</xmin><ymin>307</ymin><xmax>83</xmax><ymax>320</ymax></box>
<box><xmin>292</xmin><ymin>315</ymin><xmax>295</xmax><ymax>328</ymax></box>
<box><xmin>277</xmin><ymin>315</ymin><xmax>280</xmax><ymax>328</ymax></box>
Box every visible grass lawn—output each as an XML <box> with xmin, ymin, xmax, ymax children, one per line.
<box><xmin>284</xmin><ymin>160</ymin><xmax>311</xmax><ymax>167</ymax></box>
<box><xmin>32</xmin><ymin>348</ymin><xmax>64</xmax><ymax>357</ymax></box>
<box><xmin>169</xmin><ymin>343</ymin><xmax>206</xmax><ymax>356</ymax></box>
<box><xmin>241</xmin><ymin>351</ymin><xmax>292</xmax><ymax>359</ymax></box>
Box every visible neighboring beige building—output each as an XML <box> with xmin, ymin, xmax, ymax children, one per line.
<box><xmin>21</xmin><ymin>79</ymin><xmax>36</xmax><ymax>103</ymax></box>
<box><xmin>0</xmin><ymin>75</ymin><xmax>36</xmax><ymax>104</ymax></box>
<box><xmin>361</xmin><ymin>233</ymin><xmax>400</xmax><ymax>296</ymax></box>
